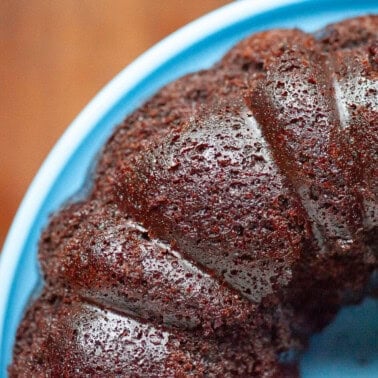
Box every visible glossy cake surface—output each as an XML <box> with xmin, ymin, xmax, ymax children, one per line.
<box><xmin>10</xmin><ymin>15</ymin><xmax>378</xmax><ymax>377</ymax></box>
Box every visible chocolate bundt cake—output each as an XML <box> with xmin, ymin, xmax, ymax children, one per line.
<box><xmin>10</xmin><ymin>15</ymin><xmax>378</xmax><ymax>377</ymax></box>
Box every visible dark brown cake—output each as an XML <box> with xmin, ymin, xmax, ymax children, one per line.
<box><xmin>9</xmin><ymin>15</ymin><xmax>378</xmax><ymax>377</ymax></box>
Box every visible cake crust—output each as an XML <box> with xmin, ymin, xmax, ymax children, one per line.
<box><xmin>10</xmin><ymin>15</ymin><xmax>378</xmax><ymax>377</ymax></box>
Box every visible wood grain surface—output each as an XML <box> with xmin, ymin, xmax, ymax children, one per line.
<box><xmin>0</xmin><ymin>0</ymin><xmax>231</xmax><ymax>248</ymax></box>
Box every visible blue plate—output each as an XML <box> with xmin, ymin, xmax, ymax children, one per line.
<box><xmin>1</xmin><ymin>0</ymin><xmax>377</xmax><ymax>376</ymax></box>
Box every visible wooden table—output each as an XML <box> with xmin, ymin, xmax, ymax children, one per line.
<box><xmin>0</xmin><ymin>0</ymin><xmax>230</xmax><ymax>248</ymax></box>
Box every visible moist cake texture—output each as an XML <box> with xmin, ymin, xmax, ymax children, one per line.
<box><xmin>9</xmin><ymin>15</ymin><xmax>378</xmax><ymax>377</ymax></box>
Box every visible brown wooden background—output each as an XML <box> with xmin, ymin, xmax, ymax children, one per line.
<box><xmin>0</xmin><ymin>0</ymin><xmax>231</xmax><ymax>249</ymax></box>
